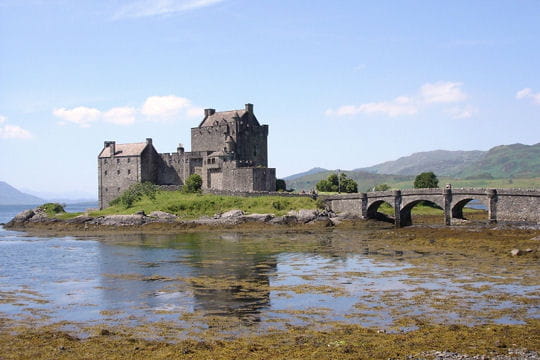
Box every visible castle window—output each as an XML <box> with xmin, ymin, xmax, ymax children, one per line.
<box><xmin>117</xmin><ymin>158</ymin><xmax>120</xmax><ymax>164</ymax></box>
<box><xmin>128</xmin><ymin>169</ymin><xmax>131</xmax><ymax>175</ymax></box>
<box><xmin>117</xmin><ymin>170</ymin><xmax>120</xmax><ymax>175</ymax></box>
<box><xmin>105</xmin><ymin>188</ymin><xmax>108</xmax><ymax>192</ymax></box>
<box><xmin>104</xmin><ymin>159</ymin><xmax>108</xmax><ymax>164</ymax></box>
<box><xmin>104</xmin><ymin>170</ymin><xmax>108</xmax><ymax>176</ymax></box>
<box><xmin>127</xmin><ymin>158</ymin><xmax>130</xmax><ymax>163</ymax></box>
<box><xmin>117</xmin><ymin>187</ymin><xmax>120</xmax><ymax>192</ymax></box>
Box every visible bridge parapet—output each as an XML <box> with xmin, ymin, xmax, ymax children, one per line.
<box><xmin>323</xmin><ymin>187</ymin><xmax>540</xmax><ymax>227</ymax></box>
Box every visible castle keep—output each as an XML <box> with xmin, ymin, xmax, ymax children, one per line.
<box><xmin>98</xmin><ymin>104</ymin><xmax>276</xmax><ymax>209</ymax></box>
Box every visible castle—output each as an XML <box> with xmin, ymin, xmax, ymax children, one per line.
<box><xmin>98</xmin><ymin>104</ymin><xmax>276</xmax><ymax>209</ymax></box>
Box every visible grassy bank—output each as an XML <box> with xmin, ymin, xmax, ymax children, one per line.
<box><xmin>91</xmin><ymin>191</ymin><xmax>320</xmax><ymax>219</ymax></box>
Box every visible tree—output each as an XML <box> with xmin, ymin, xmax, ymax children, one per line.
<box><xmin>414</xmin><ymin>172</ymin><xmax>439</xmax><ymax>189</ymax></box>
<box><xmin>374</xmin><ymin>183</ymin><xmax>390</xmax><ymax>191</ymax></box>
<box><xmin>316</xmin><ymin>173</ymin><xmax>358</xmax><ymax>193</ymax></box>
<box><xmin>183</xmin><ymin>174</ymin><xmax>203</xmax><ymax>193</ymax></box>
<box><xmin>276</xmin><ymin>179</ymin><xmax>287</xmax><ymax>192</ymax></box>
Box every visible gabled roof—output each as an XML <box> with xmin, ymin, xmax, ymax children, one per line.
<box><xmin>199</xmin><ymin>109</ymin><xmax>248</xmax><ymax>128</ymax></box>
<box><xmin>99</xmin><ymin>142</ymin><xmax>147</xmax><ymax>158</ymax></box>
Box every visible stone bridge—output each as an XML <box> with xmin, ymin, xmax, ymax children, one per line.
<box><xmin>323</xmin><ymin>187</ymin><xmax>540</xmax><ymax>227</ymax></box>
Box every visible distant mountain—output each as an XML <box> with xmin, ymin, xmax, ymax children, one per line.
<box><xmin>457</xmin><ymin>143</ymin><xmax>540</xmax><ymax>179</ymax></box>
<box><xmin>0</xmin><ymin>181</ymin><xmax>44</xmax><ymax>205</ymax></box>
<box><xmin>285</xmin><ymin>143</ymin><xmax>540</xmax><ymax>191</ymax></box>
<box><xmin>283</xmin><ymin>167</ymin><xmax>328</xmax><ymax>181</ymax></box>
<box><xmin>357</xmin><ymin>150</ymin><xmax>486</xmax><ymax>176</ymax></box>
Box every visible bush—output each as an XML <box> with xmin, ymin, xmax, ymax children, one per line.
<box><xmin>414</xmin><ymin>172</ymin><xmax>439</xmax><ymax>189</ymax></box>
<box><xmin>276</xmin><ymin>179</ymin><xmax>286</xmax><ymax>192</ymax></box>
<box><xmin>110</xmin><ymin>182</ymin><xmax>158</xmax><ymax>208</ymax></box>
<box><xmin>182</xmin><ymin>174</ymin><xmax>203</xmax><ymax>193</ymax></box>
<box><xmin>39</xmin><ymin>203</ymin><xmax>65</xmax><ymax>216</ymax></box>
<box><xmin>374</xmin><ymin>183</ymin><xmax>390</xmax><ymax>191</ymax></box>
<box><xmin>316</xmin><ymin>173</ymin><xmax>358</xmax><ymax>193</ymax></box>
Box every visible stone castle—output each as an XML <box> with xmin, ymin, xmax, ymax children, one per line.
<box><xmin>98</xmin><ymin>104</ymin><xmax>276</xmax><ymax>209</ymax></box>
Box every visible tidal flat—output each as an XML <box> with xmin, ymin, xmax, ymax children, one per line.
<box><xmin>0</xmin><ymin>218</ymin><xmax>539</xmax><ymax>359</ymax></box>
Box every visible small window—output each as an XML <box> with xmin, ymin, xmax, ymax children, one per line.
<box><xmin>117</xmin><ymin>187</ymin><xmax>120</xmax><ymax>192</ymax></box>
<box><xmin>104</xmin><ymin>170</ymin><xmax>108</xmax><ymax>176</ymax></box>
<box><xmin>128</xmin><ymin>169</ymin><xmax>131</xmax><ymax>175</ymax></box>
<box><xmin>117</xmin><ymin>170</ymin><xmax>120</xmax><ymax>175</ymax></box>
<box><xmin>127</xmin><ymin>158</ymin><xmax>130</xmax><ymax>163</ymax></box>
<box><xmin>104</xmin><ymin>159</ymin><xmax>108</xmax><ymax>164</ymax></box>
<box><xmin>117</xmin><ymin>158</ymin><xmax>120</xmax><ymax>164</ymax></box>
<box><xmin>105</xmin><ymin>188</ymin><xmax>108</xmax><ymax>192</ymax></box>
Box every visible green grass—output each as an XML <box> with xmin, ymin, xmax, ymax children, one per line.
<box><xmin>91</xmin><ymin>191</ymin><xmax>319</xmax><ymax>218</ymax></box>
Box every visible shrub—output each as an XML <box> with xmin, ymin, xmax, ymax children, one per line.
<box><xmin>183</xmin><ymin>174</ymin><xmax>203</xmax><ymax>193</ymax></box>
<box><xmin>110</xmin><ymin>182</ymin><xmax>158</xmax><ymax>208</ymax></box>
<box><xmin>374</xmin><ymin>183</ymin><xmax>390</xmax><ymax>191</ymax></box>
<box><xmin>39</xmin><ymin>203</ymin><xmax>65</xmax><ymax>216</ymax></box>
<box><xmin>276</xmin><ymin>179</ymin><xmax>286</xmax><ymax>192</ymax></box>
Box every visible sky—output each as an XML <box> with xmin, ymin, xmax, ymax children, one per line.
<box><xmin>0</xmin><ymin>0</ymin><xmax>539</xmax><ymax>199</ymax></box>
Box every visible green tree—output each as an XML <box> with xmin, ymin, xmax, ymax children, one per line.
<box><xmin>183</xmin><ymin>174</ymin><xmax>203</xmax><ymax>193</ymax></box>
<box><xmin>374</xmin><ymin>183</ymin><xmax>390</xmax><ymax>191</ymax></box>
<box><xmin>316</xmin><ymin>173</ymin><xmax>358</xmax><ymax>193</ymax></box>
<box><xmin>276</xmin><ymin>179</ymin><xmax>286</xmax><ymax>191</ymax></box>
<box><xmin>414</xmin><ymin>172</ymin><xmax>439</xmax><ymax>188</ymax></box>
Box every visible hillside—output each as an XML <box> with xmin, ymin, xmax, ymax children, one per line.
<box><xmin>457</xmin><ymin>143</ymin><xmax>540</xmax><ymax>179</ymax></box>
<box><xmin>283</xmin><ymin>167</ymin><xmax>328</xmax><ymax>181</ymax></box>
<box><xmin>0</xmin><ymin>181</ymin><xmax>44</xmax><ymax>205</ymax></box>
<box><xmin>358</xmin><ymin>150</ymin><xmax>485</xmax><ymax>176</ymax></box>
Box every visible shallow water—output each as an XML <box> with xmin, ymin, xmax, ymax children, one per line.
<box><xmin>1</xmin><ymin>221</ymin><xmax>538</xmax><ymax>338</ymax></box>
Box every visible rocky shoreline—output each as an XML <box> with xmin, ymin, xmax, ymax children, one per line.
<box><xmin>3</xmin><ymin>206</ymin><xmax>362</xmax><ymax>233</ymax></box>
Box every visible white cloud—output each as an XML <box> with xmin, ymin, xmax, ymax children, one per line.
<box><xmin>420</xmin><ymin>81</ymin><xmax>467</xmax><ymax>103</ymax></box>
<box><xmin>53</xmin><ymin>106</ymin><xmax>101</xmax><ymax>128</ymax></box>
<box><xmin>103</xmin><ymin>107</ymin><xmax>137</xmax><ymax>125</ymax></box>
<box><xmin>141</xmin><ymin>95</ymin><xmax>192</xmax><ymax>119</ymax></box>
<box><xmin>516</xmin><ymin>88</ymin><xmax>540</xmax><ymax>104</ymax></box>
<box><xmin>0</xmin><ymin>115</ymin><xmax>33</xmax><ymax>140</ymax></box>
<box><xmin>326</xmin><ymin>97</ymin><xmax>418</xmax><ymax>117</ymax></box>
<box><xmin>327</xmin><ymin>81</ymin><xmax>471</xmax><ymax>118</ymax></box>
<box><xmin>113</xmin><ymin>0</ymin><xmax>224</xmax><ymax>19</ymax></box>
<box><xmin>447</xmin><ymin>105</ymin><xmax>477</xmax><ymax>119</ymax></box>
<box><xmin>53</xmin><ymin>95</ymin><xmax>203</xmax><ymax>127</ymax></box>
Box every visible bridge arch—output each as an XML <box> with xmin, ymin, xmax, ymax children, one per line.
<box><xmin>451</xmin><ymin>197</ymin><xmax>489</xmax><ymax>220</ymax></box>
<box><xmin>366</xmin><ymin>200</ymin><xmax>395</xmax><ymax>223</ymax></box>
<box><xmin>399</xmin><ymin>199</ymin><xmax>444</xmax><ymax>227</ymax></box>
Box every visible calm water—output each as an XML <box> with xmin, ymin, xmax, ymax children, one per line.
<box><xmin>0</xmin><ymin>205</ymin><xmax>538</xmax><ymax>337</ymax></box>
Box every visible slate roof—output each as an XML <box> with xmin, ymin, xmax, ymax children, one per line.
<box><xmin>99</xmin><ymin>142</ymin><xmax>147</xmax><ymax>158</ymax></box>
<box><xmin>199</xmin><ymin>110</ymin><xmax>248</xmax><ymax>128</ymax></box>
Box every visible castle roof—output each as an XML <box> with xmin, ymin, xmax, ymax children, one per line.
<box><xmin>99</xmin><ymin>142</ymin><xmax>148</xmax><ymax>158</ymax></box>
<box><xmin>198</xmin><ymin>109</ymin><xmax>248</xmax><ymax>128</ymax></box>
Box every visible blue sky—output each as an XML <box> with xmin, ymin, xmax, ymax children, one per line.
<box><xmin>0</xmin><ymin>0</ymin><xmax>539</xmax><ymax>198</ymax></box>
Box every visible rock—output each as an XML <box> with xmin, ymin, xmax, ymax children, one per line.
<box><xmin>242</xmin><ymin>213</ymin><xmax>274</xmax><ymax>222</ymax></box>
<box><xmin>96</xmin><ymin>214</ymin><xmax>146</xmax><ymax>226</ymax></box>
<box><xmin>335</xmin><ymin>211</ymin><xmax>360</xmax><ymax>220</ymax></box>
<box><xmin>288</xmin><ymin>209</ymin><xmax>318</xmax><ymax>223</ymax></box>
<box><xmin>66</xmin><ymin>215</ymin><xmax>93</xmax><ymax>224</ymax></box>
<box><xmin>270</xmin><ymin>215</ymin><xmax>298</xmax><ymax>225</ymax></box>
<box><xmin>525</xmin><ymin>248</ymin><xmax>533</xmax><ymax>253</ymax></box>
<box><xmin>148</xmin><ymin>211</ymin><xmax>177</xmax><ymax>220</ymax></box>
<box><xmin>220</xmin><ymin>209</ymin><xmax>244</xmax><ymax>218</ymax></box>
<box><xmin>134</xmin><ymin>210</ymin><xmax>146</xmax><ymax>216</ymax></box>
<box><xmin>510</xmin><ymin>248</ymin><xmax>521</xmax><ymax>256</ymax></box>
<box><xmin>9</xmin><ymin>209</ymin><xmax>35</xmax><ymax>223</ymax></box>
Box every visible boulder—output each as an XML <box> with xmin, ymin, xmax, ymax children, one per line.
<box><xmin>241</xmin><ymin>213</ymin><xmax>274</xmax><ymax>223</ymax></box>
<box><xmin>96</xmin><ymin>214</ymin><xmax>146</xmax><ymax>226</ymax></box>
<box><xmin>148</xmin><ymin>211</ymin><xmax>177</xmax><ymax>220</ymax></box>
<box><xmin>10</xmin><ymin>209</ymin><xmax>35</xmax><ymax>223</ymax></box>
<box><xmin>288</xmin><ymin>209</ymin><xmax>318</xmax><ymax>223</ymax></box>
<box><xmin>220</xmin><ymin>209</ymin><xmax>244</xmax><ymax>218</ymax></box>
<box><xmin>510</xmin><ymin>248</ymin><xmax>521</xmax><ymax>256</ymax></box>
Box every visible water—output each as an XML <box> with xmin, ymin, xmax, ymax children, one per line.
<box><xmin>0</xmin><ymin>205</ymin><xmax>538</xmax><ymax>338</ymax></box>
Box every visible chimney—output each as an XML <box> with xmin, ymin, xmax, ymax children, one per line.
<box><xmin>245</xmin><ymin>103</ymin><xmax>253</xmax><ymax>114</ymax></box>
<box><xmin>146</xmin><ymin>138</ymin><xmax>153</xmax><ymax>146</ymax></box>
<box><xmin>204</xmin><ymin>108</ymin><xmax>215</xmax><ymax>117</ymax></box>
<box><xmin>177</xmin><ymin>143</ymin><xmax>184</xmax><ymax>154</ymax></box>
<box><xmin>105</xmin><ymin>141</ymin><xmax>116</xmax><ymax>157</ymax></box>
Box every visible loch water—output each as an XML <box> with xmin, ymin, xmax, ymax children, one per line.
<box><xmin>0</xmin><ymin>205</ymin><xmax>538</xmax><ymax>338</ymax></box>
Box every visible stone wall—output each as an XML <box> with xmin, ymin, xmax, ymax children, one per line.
<box><xmin>496</xmin><ymin>189</ymin><xmax>540</xmax><ymax>223</ymax></box>
<box><xmin>98</xmin><ymin>155</ymin><xmax>141</xmax><ymax>209</ymax></box>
